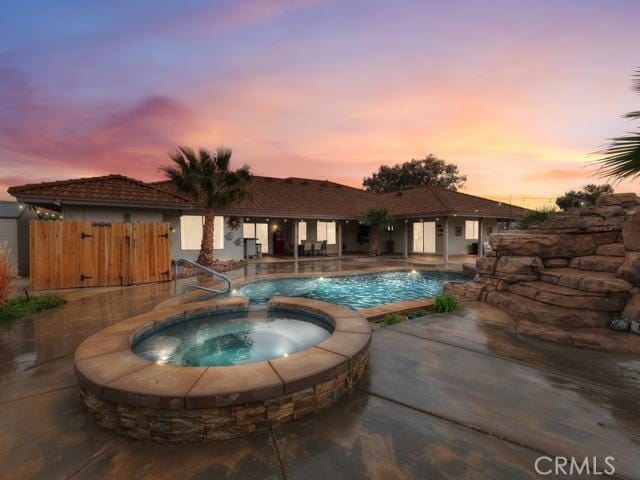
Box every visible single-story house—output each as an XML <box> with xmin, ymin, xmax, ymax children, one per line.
<box><xmin>8</xmin><ymin>174</ymin><xmax>528</xmax><ymax>263</ymax></box>
<box><xmin>0</xmin><ymin>201</ymin><xmax>37</xmax><ymax>276</ymax></box>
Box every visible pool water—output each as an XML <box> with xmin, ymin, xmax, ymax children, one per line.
<box><xmin>233</xmin><ymin>270</ymin><xmax>467</xmax><ymax>310</ymax></box>
<box><xmin>133</xmin><ymin>309</ymin><xmax>333</xmax><ymax>367</ymax></box>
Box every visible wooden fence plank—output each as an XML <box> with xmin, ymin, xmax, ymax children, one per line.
<box><xmin>29</xmin><ymin>220</ymin><xmax>172</xmax><ymax>290</ymax></box>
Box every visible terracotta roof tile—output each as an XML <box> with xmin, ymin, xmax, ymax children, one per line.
<box><xmin>9</xmin><ymin>174</ymin><xmax>527</xmax><ymax>219</ymax></box>
<box><xmin>150</xmin><ymin>176</ymin><xmax>376</xmax><ymax>219</ymax></box>
<box><xmin>8</xmin><ymin>175</ymin><xmax>191</xmax><ymax>207</ymax></box>
<box><xmin>379</xmin><ymin>186</ymin><xmax>528</xmax><ymax>218</ymax></box>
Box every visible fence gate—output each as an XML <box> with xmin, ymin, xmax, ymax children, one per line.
<box><xmin>29</xmin><ymin>220</ymin><xmax>172</xmax><ymax>290</ymax></box>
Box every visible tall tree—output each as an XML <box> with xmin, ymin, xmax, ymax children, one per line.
<box><xmin>594</xmin><ymin>68</ymin><xmax>640</xmax><ymax>180</ymax></box>
<box><xmin>161</xmin><ymin>147</ymin><xmax>251</xmax><ymax>266</ymax></box>
<box><xmin>361</xmin><ymin>207</ymin><xmax>394</xmax><ymax>255</ymax></box>
<box><xmin>555</xmin><ymin>184</ymin><xmax>614</xmax><ymax>210</ymax></box>
<box><xmin>363</xmin><ymin>154</ymin><xmax>466</xmax><ymax>193</ymax></box>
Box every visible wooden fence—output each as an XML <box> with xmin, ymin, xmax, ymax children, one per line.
<box><xmin>30</xmin><ymin>220</ymin><xmax>172</xmax><ymax>290</ymax></box>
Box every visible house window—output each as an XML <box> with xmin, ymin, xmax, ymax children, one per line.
<box><xmin>180</xmin><ymin>215</ymin><xmax>224</xmax><ymax>250</ymax></box>
<box><xmin>298</xmin><ymin>221</ymin><xmax>307</xmax><ymax>244</ymax></box>
<box><xmin>412</xmin><ymin>221</ymin><xmax>435</xmax><ymax>253</ymax></box>
<box><xmin>243</xmin><ymin>222</ymin><xmax>269</xmax><ymax>252</ymax></box>
<box><xmin>465</xmin><ymin>220</ymin><xmax>479</xmax><ymax>240</ymax></box>
<box><xmin>317</xmin><ymin>221</ymin><xmax>336</xmax><ymax>244</ymax></box>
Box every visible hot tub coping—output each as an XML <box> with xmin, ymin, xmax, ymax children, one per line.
<box><xmin>74</xmin><ymin>296</ymin><xmax>371</xmax><ymax>411</ymax></box>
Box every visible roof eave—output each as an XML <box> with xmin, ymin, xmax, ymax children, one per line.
<box><xmin>11</xmin><ymin>195</ymin><xmax>188</xmax><ymax>210</ymax></box>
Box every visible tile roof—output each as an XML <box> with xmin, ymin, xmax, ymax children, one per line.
<box><xmin>7</xmin><ymin>175</ymin><xmax>191</xmax><ymax>208</ymax></box>
<box><xmin>9</xmin><ymin>174</ymin><xmax>527</xmax><ymax>219</ymax></box>
<box><xmin>150</xmin><ymin>176</ymin><xmax>376</xmax><ymax>218</ymax></box>
<box><xmin>379</xmin><ymin>186</ymin><xmax>528</xmax><ymax>218</ymax></box>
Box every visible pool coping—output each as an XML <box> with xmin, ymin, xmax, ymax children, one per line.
<box><xmin>74</xmin><ymin>296</ymin><xmax>371</xmax><ymax>411</ymax></box>
<box><xmin>156</xmin><ymin>266</ymin><xmax>465</xmax><ymax>318</ymax></box>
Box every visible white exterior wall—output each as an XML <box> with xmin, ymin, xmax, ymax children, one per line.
<box><xmin>413</xmin><ymin>217</ymin><xmax>498</xmax><ymax>255</ymax></box>
<box><xmin>62</xmin><ymin>206</ymin><xmax>163</xmax><ymax>223</ymax></box>
<box><xmin>0</xmin><ymin>218</ymin><xmax>19</xmax><ymax>276</ymax></box>
<box><xmin>164</xmin><ymin>212</ymin><xmax>245</xmax><ymax>262</ymax></box>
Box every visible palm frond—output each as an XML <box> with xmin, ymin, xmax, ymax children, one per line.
<box><xmin>593</xmin><ymin>67</ymin><xmax>640</xmax><ymax>182</ymax></box>
<box><xmin>594</xmin><ymin>132</ymin><xmax>640</xmax><ymax>181</ymax></box>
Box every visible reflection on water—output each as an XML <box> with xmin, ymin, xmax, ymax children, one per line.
<box><xmin>133</xmin><ymin>310</ymin><xmax>332</xmax><ymax>367</ymax></box>
<box><xmin>235</xmin><ymin>270</ymin><xmax>467</xmax><ymax>309</ymax></box>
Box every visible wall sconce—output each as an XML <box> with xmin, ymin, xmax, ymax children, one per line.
<box><xmin>169</xmin><ymin>227</ymin><xmax>176</xmax><ymax>233</ymax></box>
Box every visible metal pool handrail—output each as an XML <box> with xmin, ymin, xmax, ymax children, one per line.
<box><xmin>174</xmin><ymin>258</ymin><xmax>232</xmax><ymax>295</ymax></box>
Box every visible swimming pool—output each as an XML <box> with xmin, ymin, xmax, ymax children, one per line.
<box><xmin>233</xmin><ymin>270</ymin><xmax>467</xmax><ymax>309</ymax></box>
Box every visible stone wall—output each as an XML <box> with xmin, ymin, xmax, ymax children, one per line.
<box><xmin>79</xmin><ymin>350</ymin><xmax>368</xmax><ymax>443</ymax></box>
<box><xmin>445</xmin><ymin>193</ymin><xmax>640</xmax><ymax>354</ymax></box>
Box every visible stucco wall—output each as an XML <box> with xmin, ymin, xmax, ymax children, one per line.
<box><xmin>164</xmin><ymin>213</ymin><xmax>245</xmax><ymax>262</ymax></box>
<box><xmin>434</xmin><ymin>217</ymin><xmax>498</xmax><ymax>255</ymax></box>
<box><xmin>62</xmin><ymin>206</ymin><xmax>163</xmax><ymax>223</ymax></box>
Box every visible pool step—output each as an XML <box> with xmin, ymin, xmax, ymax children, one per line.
<box><xmin>507</xmin><ymin>281</ymin><xmax>627</xmax><ymax>312</ymax></box>
<box><xmin>485</xmin><ymin>291</ymin><xmax>614</xmax><ymax>329</ymax></box>
<box><xmin>539</xmin><ymin>267</ymin><xmax>633</xmax><ymax>294</ymax></box>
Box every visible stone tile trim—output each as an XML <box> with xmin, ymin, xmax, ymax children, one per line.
<box><xmin>75</xmin><ymin>295</ymin><xmax>371</xmax><ymax>442</ymax></box>
<box><xmin>359</xmin><ymin>298</ymin><xmax>435</xmax><ymax>321</ymax></box>
<box><xmin>79</xmin><ymin>350</ymin><xmax>369</xmax><ymax>443</ymax></box>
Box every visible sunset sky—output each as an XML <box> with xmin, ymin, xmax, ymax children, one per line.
<box><xmin>1</xmin><ymin>0</ymin><xmax>639</xmax><ymax>207</ymax></box>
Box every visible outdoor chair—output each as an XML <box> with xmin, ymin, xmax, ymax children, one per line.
<box><xmin>313</xmin><ymin>241</ymin><xmax>322</xmax><ymax>255</ymax></box>
<box><xmin>303</xmin><ymin>241</ymin><xmax>313</xmax><ymax>256</ymax></box>
<box><xmin>320</xmin><ymin>240</ymin><xmax>327</xmax><ymax>255</ymax></box>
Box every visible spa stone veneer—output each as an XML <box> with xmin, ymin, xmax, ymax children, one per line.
<box><xmin>74</xmin><ymin>296</ymin><xmax>371</xmax><ymax>443</ymax></box>
<box><xmin>445</xmin><ymin>193</ymin><xmax>640</xmax><ymax>354</ymax></box>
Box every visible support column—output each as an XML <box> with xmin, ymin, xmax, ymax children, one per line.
<box><xmin>478</xmin><ymin>217</ymin><xmax>484</xmax><ymax>257</ymax></box>
<box><xmin>294</xmin><ymin>220</ymin><xmax>299</xmax><ymax>260</ymax></box>
<box><xmin>403</xmin><ymin>221</ymin><xmax>409</xmax><ymax>259</ymax></box>
<box><xmin>337</xmin><ymin>221</ymin><xmax>342</xmax><ymax>258</ymax></box>
<box><xmin>443</xmin><ymin>216</ymin><xmax>449</xmax><ymax>264</ymax></box>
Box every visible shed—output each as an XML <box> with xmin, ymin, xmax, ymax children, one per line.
<box><xmin>0</xmin><ymin>201</ymin><xmax>34</xmax><ymax>276</ymax></box>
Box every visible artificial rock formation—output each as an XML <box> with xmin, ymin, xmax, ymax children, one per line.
<box><xmin>445</xmin><ymin>193</ymin><xmax>640</xmax><ymax>354</ymax></box>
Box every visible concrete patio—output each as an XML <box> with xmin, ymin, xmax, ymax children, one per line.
<box><xmin>1</xmin><ymin>259</ymin><xmax>639</xmax><ymax>479</ymax></box>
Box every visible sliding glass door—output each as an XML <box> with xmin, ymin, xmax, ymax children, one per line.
<box><xmin>243</xmin><ymin>222</ymin><xmax>269</xmax><ymax>253</ymax></box>
<box><xmin>412</xmin><ymin>221</ymin><xmax>436</xmax><ymax>253</ymax></box>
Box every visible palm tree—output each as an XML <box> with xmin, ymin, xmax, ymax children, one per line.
<box><xmin>161</xmin><ymin>147</ymin><xmax>251</xmax><ymax>266</ymax></box>
<box><xmin>594</xmin><ymin>69</ymin><xmax>640</xmax><ymax>181</ymax></box>
<box><xmin>361</xmin><ymin>207</ymin><xmax>394</xmax><ymax>255</ymax></box>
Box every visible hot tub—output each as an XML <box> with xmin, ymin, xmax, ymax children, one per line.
<box><xmin>74</xmin><ymin>296</ymin><xmax>371</xmax><ymax>443</ymax></box>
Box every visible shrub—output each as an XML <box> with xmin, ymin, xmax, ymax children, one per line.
<box><xmin>379</xmin><ymin>312</ymin><xmax>404</xmax><ymax>327</ymax></box>
<box><xmin>0</xmin><ymin>294</ymin><xmax>66</xmax><ymax>326</ymax></box>
<box><xmin>0</xmin><ymin>244</ymin><xmax>10</xmax><ymax>305</ymax></box>
<box><xmin>516</xmin><ymin>207</ymin><xmax>556</xmax><ymax>230</ymax></box>
<box><xmin>432</xmin><ymin>294</ymin><xmax>459</xmax><ymax>313</ymax></box>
